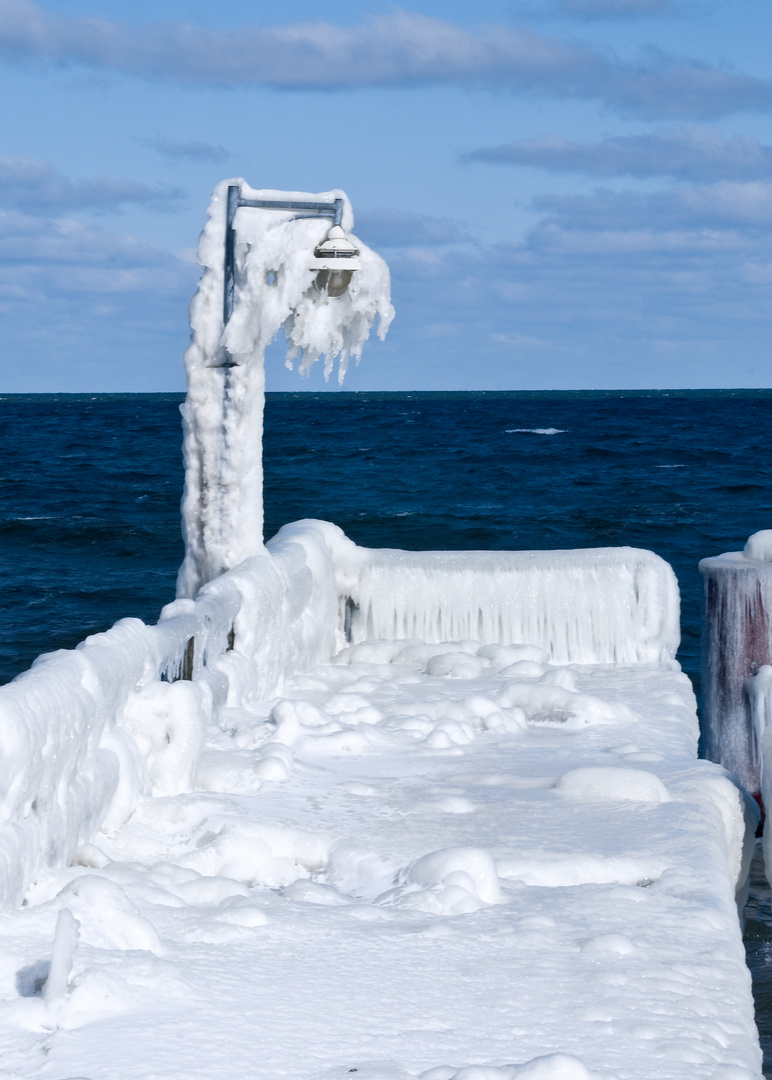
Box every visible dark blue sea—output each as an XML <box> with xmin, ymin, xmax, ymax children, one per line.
<box><xmin>3</xmin><ymin>390</ymin><xmax>771</xmax><ymax>690</ymax></box>
<box><xmin>2</xmin><ymin>388</ymin><xmax>772</xmax><ymax>1069</ymax></box>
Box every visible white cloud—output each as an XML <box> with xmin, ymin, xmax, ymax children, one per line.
<box><xmin>0</xmin><ymin>209</ymin><xmax>197</xmax><ymax>390</ymax></box>
<box><xmin>142</xmin><ymin>136</ymin><xmax>229</xmax><ymax>163</ymax></box>
<box><xmin>1</xmin><ymin>172</ymin><xmax>769</xmax><ymax>390</ymax></box>
<box><xmin>533</xmin><ymin>181</ymin><xmax>772</xmax><ymax>229</ymax></box>
<box><xmin>0</xmin><ymin>157</ymin><xmax>182</xmax><ymax>213</ymax></box>
<box><xmin>0</xmin><ymin>3</ymin><xmax>768</xmax><ymax>119</ymax></box>
<box><xmin>351</xmin><ymin>180</ymin><xmax>772</xmax><ymax>390</ymax></box>
<box><xmin>354</xmin><ymin>209</ymin><xmax>471</xmax><ymax>248</ymax></box>
<box><xmin>463</xmin><ymin>129</ymin><xmax>772</xmax><ymax>181</ymax></box>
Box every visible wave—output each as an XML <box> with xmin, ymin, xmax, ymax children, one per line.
<box><xmin>506</xmin><ymin>427</ymin><xmax>567</xmax><ymax>435</ymax></box>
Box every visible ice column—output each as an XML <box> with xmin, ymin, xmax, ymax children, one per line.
<box><xmin>700</xmin><ymin>530</ymin><xmax>772</xmax><ymax>797</ymax></box>
<box><xmin>177</xmin><ymin>180</ymin><xmax>394</xmax><ymax>599</ymax></box>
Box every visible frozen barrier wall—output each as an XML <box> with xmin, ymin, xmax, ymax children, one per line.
<box><xmin>328</xmin><ymin>539</ymin><xmax>680</xmax><ymax>665</ymax></box>
<box><xmin>0</xmin><ymin>524</ymin><xmax>341</xmax><ymax>908</ymax></box>
<box><xmin>701</xmin><ymin>532</ymin><xmax>772</xmax><ymax>797</ymax></box>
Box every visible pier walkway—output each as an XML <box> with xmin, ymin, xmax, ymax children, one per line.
<box><xmin>0</xmin><ymin>633</ymin><xmax>760</xmax><ymax>1080</ymax></box>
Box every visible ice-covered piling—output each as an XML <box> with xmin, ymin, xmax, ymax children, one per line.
<box><xmin>700</xmin><ymin>530</ymin><xmax>772</xmax><ymax>797</ymax></box>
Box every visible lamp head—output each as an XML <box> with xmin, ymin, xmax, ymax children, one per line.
<box><xmin>310</xmin><ymin>225</ymin><xmax>361</xmax><ymax>297</ymax></box>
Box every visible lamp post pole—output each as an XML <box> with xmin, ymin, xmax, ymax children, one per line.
<box><xmin>177</xmin><ymin>182</ymin><xmax>366</xmax><ymax>598</ymax></box>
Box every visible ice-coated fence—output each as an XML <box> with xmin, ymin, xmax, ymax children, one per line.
<box><xmin>0</xmin><ymin>521</ymin><xmax>681</xmax><ymax>906</ymax></box>
<box><xmin>336</xmin><ymin>542</ymin><xmax>680</xmax><ymax>665</ymax></box>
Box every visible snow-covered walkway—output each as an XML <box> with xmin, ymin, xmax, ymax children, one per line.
<box><xmin>0</xmin><ymin>637</ymin><xmax>761</xmax><ymax>1080</ymax></box>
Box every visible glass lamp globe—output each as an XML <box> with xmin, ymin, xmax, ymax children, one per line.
<box><xmin>309</xmin><ymin>225</ymin><xmax>361</xmax><ymax>297</ymax></box>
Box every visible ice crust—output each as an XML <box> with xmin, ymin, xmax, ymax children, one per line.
<box><xmin>177</xmin><ymin>181</ymin><xmax>394</xmax><ymax>597</ymax></box>
<box><xmin>0</xmin><ymin>521</ymin><xmax>339</xmax><ymax>907</ymax></box>
<box><xmin>0</xmin><ymin>520</ymin><xmax>762</xmax><ymax>1077</ymax></box>
<box><xmin>700</xmin><ymin>534</ymin><xmax>772</xmax><ymax>902</ymax></box>
<box><xmin>700</xmin><ymin>542</ymin><xmax>772</xmax><ymax>795</ymax></box>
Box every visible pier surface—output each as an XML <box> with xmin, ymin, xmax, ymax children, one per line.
<box><xmin>0</xmin><ymin>641</ymin><xmax>760</xmax><ymax>1080</ymax></box>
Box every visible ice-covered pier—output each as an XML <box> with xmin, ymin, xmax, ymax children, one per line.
<box><xmin>0</xmin><ymin>521</ymin><xmax>762</xmax><ymax>1079</ymax></box>
<box><xmin>0</xmin><ymin>182</ymin><xmax>765</xmax><ymax>1078</ymax></box>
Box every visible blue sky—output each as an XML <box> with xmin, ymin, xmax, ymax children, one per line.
<box><xmin>0</xmin><ymin>0</ymin><xmax>770</xmax><ymax>391</ymax></box>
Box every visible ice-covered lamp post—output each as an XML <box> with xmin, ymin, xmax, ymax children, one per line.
<box><xmin>176</xmin><ymin>180</ymin><xmax>393</xmax><ymax>600</ymax></box>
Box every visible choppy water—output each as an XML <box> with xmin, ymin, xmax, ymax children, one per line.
<box><xmin>2</xmin><ymin>388</ymin><xmax>772</xmax><ymax>1066</ymax></box>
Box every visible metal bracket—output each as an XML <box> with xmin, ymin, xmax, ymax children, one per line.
<box><xmin>223</xmin><ymin>185</ymin><xmax>343</xmax><ymax>325</ymax></box>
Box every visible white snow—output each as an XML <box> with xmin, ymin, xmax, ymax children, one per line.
<box><xmin>0</xmin><ymin>523</ymin><xmax>763</xmax><ymax>1079</ymax></box>
<box><xmin>745</xmin><ymin>531</ymin><xmax>772</xmax><ymax>562</ymax></box>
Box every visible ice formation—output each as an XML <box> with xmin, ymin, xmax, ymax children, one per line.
<box><xmin>700</xmin><ymin>532</ymin><xmax>772</xmax><ymax>795</ymax></box>
<box><xmin>177</xmin><ymin>181</ymin><xmax>394</xmax><ymax>598</ymax></box>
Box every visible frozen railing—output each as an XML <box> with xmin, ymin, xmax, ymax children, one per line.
<box><xmin>0</xmin><ymin>523</ymin><xmax>340</xmax><ymax>907</ymax></box>
<box><xmin>0</xmin><ymin>521</ymin><xmax>681</xmax><ymax>906</ymax></box>
<box><xmin>333</xmin><ymin>541</ymin><xmax>680</xmax><ymax>665</ymax></box>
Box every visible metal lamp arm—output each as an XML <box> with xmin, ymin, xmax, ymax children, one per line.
<box><xmin>223</xmin><ymin>185</ymin><xmax>344</xmax><ymax>324</ymax></box>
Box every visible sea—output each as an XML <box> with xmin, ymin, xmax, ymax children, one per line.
<box><xmin>2</xmin><ymin>388</ymin><xmax>772</xmax><ymax>1067</ymax></box>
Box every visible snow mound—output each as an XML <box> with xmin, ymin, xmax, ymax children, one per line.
<box><xmin>554</xmin><ymin>768</ymin><xmax>670</xmax><ymax>804</ymax></box>
<box><xmin>743</xmin><ymin>530</ymin><xmax>772</xmax><ymax>562</ymax></box>
<box><xmin>421</xmin><ymin>1054</ymin><xmax>599</xmax><ymax>1080</ymax></box>
<box><xmin>176</xmin><ymin>820</ymin><xmax>331</xmax><ymax>887</ymax></box>
<box><xmin>497</xmin><ymin>854</ymin><xmax>667</xmax><ymax>888</ymax></box>
<box><xmin>57</xmin><ymin>875</ymin><xmax>163</xmax><ymax>954</ymax></box>
<box><xmin>580</xmin><ymin>933</ymin><xmax>636</xmax><ymax>956</ymax></box>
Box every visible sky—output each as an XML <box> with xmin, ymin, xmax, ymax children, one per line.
<box><xmin>0</xmin><ymin>0</ymin><xmax>770</xmax><ymax>392</ymax></box>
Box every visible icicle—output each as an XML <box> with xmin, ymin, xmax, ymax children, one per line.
<box><xmin>340</xmin><ymin>545</ymin><xmax>680</xmax><ymax>665</ymax></box>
